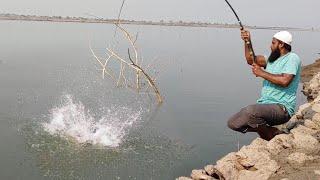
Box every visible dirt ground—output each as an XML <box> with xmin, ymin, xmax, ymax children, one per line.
<box><xmin>301</xmin><ymin>59</ymin><xmax>320</xmax><ymax>83</ymax></box>
<box><xmin>269</xmin><ymin>150</ymin><xmax>320</xmax><ymax>180</ymax></box>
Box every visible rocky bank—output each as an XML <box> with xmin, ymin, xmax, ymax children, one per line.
<box><xmin>177</xmin><ymin>59</ymin><xmax>320</xmax><ymax>180</ymax></box>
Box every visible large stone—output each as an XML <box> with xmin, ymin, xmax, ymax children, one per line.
<box><xmin>314</xmin><ymin>170</ymin><xmax>320</xmax><ymax>175</ymax></box>
<box><xmin>296</xmin><ymin>103</ymin><xmax>311</xmax><ymax>117</ymax></box>
<box><xmin>301</xmin><ymin>105</ymin><xmax>316</xmax><ymax>120</ymax></box>
<box><xmin>190</xmin><ymin>169</ymin><xmax>215</xmax><ymax>180</ymax></box>
<box><xmin>287</xmin><ymin>152</ymin><xmax>315</xmax><ymax>166</ymax></box>
<box><xmin>280</xmin><ymin>116</ymin><xmax>304</xmax><ymax>132</ymax></box>
<box><xmin>214</xmin><ymin>152</ymin><xmax>240</xmax><ymax>180</ymax></box>
<box><xmin>312</xmin><ymin>113</ymin><xmax>320</xmax><ymax>126</ymax></box>
<box><xmin>302</xmin><ymin>82</ymin><xmax>318</xmax><ymax>102</ymax></box>
<box><xmin>292</xmin><ymin>131</ymin><xmax>320</xmax><ymax>154</ymax></box>
<box><xmin>312</xmin><ymin>103</ymin><xmax>320</xmax><ymax>113</ymax></box>
<box><xmin>204</xmin><ymin>165</ymin><xmax>224</xmax><ymax>180</ymax></box>
<box><xmin>204</xmin><ymin>165</ymin><xmax>215</xmax><ymax>176</ymax></box>
<box><xmin>291</xmin><ymin>125</ymin><xmax>318</xmax><ymax>135</ymax></box>
<box><xmin>304</xmin><ymin>119</ymin><xmax>320</xmax><ymax>130</ymax></box>
<box><xmin>235</xmin><ymin>144</ymin><xmax>280</xmax><ymax>180</ymax></box>
<box><xmin>250</xmin><ymin>138</ymin><xmax>268</xmax><ymax>148</ymax></box>
<box><xmin>238</xmin><ymin>169</ymin><xmax>277</xmax><ymax>180</ymax></box>
<box><xmin>313</xmin><ymin>94</ymin><xmax>320</xmax><ymax>103</ymax></box>
<box><xmin>302</xmin><ymin>78</ymin><xmax>320</xmax><ymax>100</ymax></box>
<box><xmin>267</xmin><ymin>134</ymin><xmax>294</xmax><ymax>155</ymax></box>
<box><xmin>310</xmin><ymin>81</ymin><xmax>320</xmax><ymax>89</ymax></box>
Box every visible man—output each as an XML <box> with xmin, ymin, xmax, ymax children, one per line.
<box><xmin>227</xmin><ymin>30</ymin><xmax>301</xmax><ymax>141</ymax></box>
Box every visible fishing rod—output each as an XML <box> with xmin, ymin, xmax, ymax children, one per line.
<box><xmin>224</xmin><ymin>0</ymin><xmax>256</xmax><ymax>63</ymax></box>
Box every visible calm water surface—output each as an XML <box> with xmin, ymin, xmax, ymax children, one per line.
<box><xmin>0</xmin><ymin>21</ymin><xmax>318</xmax><ymax>179</ymax></box>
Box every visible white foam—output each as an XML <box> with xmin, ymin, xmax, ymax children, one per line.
<box><xmin>43</xmin><ymin>95</ymin><xmax>141</xmax><ymax>147</ymax></box>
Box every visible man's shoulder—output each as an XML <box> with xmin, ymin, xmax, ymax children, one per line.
<box><xmin>288</xmin><ymin>52</ymin><xmax>301</xmax><ymax>62</ymax></box>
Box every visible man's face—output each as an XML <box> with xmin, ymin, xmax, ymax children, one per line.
<box><xmin>268</xmin><ymin>38</ymin><xmax>281</xmax><ymax>62</ymax></box>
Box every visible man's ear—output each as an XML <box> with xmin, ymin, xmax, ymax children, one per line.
<box><xmin>279</xmin><ymin>42</ymin><xmax>284</xmax><ymax>49</ymax></box>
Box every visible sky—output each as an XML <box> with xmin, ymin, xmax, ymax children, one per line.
<box><xmin>1</xmin><ymin>0</ymin><xmax>319</xmax><ymax>28</ymax></box>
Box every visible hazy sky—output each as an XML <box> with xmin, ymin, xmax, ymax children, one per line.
<box><xmin>1</xmin><ymin>0</ymin><xmax>319</xmax><ymax>28</ymax></box>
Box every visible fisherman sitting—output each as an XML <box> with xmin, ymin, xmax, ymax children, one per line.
<box><xmin>227</xmin><ymin>30</ymin><xmax>301</xmax><ymax>141</ymax></box>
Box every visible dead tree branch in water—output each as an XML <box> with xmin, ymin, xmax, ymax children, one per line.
<box><xmin>89</xmin><ymin>42</ymin><xmax>116</xmax><ymax>81</ymax></box>
<box><xmin>90</xmin><ymin>24</ymin><xmax>163</xmax><ymax>104</ymax></box>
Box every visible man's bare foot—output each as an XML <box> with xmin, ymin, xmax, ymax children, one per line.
<box><xmin>255</xmin><ymin>125</ymin><xmax>285</xmax><ymax>141</ymax></box>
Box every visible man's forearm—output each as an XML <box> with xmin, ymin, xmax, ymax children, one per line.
<box><xmin>259</xmin><ymin>71</ymin><xmax>290</xmax><ymax>87</ymax></box>
<box><xmin>244</xmin><ymin>42</ymin><xmax>254</xmax><ymax>65</ymax></box>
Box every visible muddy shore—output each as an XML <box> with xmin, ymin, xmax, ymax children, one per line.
<box><xmin>178</xmin><ymin>58</ymin><xmax>320</xmax><ymax>180</ymax></box>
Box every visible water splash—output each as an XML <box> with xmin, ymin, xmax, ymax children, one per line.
<box><xmin>43</xmin><ymin>94</ymin><xmax>142</xmax><ymax>147</ymax></box>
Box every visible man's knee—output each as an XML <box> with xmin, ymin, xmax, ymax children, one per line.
<box><xmin>227</xmin><ymin>116</ymin><xmax>246</xmax><ymax>133</ymax></box>
<box><xmin>242</xmin><ymin>105</ymin><xmax>257</xmax><ymax>117</ymax></box>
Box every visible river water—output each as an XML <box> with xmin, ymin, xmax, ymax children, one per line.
<box><xmin>0</xmin><ymin>20</ymin><xmax>319</xmax><ymax>179</ymax></box>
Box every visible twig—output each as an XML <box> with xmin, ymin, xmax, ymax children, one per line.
<box><xmin>91</xmin><ymin>23</ymin><xmax>163</xmax><ymax>103</ymax></box>
<box><xmin>107</xmin><ymin>44</ymin><xmax>162</xmax><ymax>103</ymax></box>
<box><xmin>89</xmin><ymin>42</ymin><xmax>116</xmax><ymax>80</ymax></box>
<box><xmin>113</xmin><ymin>0</ymin><xmax>126</xmax><ymax>37</ymax></box>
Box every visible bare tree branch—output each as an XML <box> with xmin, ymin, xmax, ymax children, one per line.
<box><xmin>90</xmin><ymin>23</ymin><xmax>163</xmax><ymax>103</ymax></box>
<box><xmin>113</xmin><ymin>0</ymin><xmax>126</xmax><ymax>37</ymax></box>
<box><xmin>89</xmin><ymin>42</ymin><xmax>116</xmax><ymax>81</ymax></box>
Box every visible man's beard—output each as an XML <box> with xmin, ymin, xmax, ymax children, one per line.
<box><xmin>268</xmin><ymin>48</ymin><xmax>281</xmax><ymax>62</ymax></box>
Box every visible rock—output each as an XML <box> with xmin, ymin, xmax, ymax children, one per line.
<box><xmin>296</xmin><ymin>103</ymin><xmax>311</xmax><ymax>117</ymax></box>
<box><xmin>238</xmin><ymin>169</ymin><xmax>278</xmax><ymax>180</ymax></box>
<box><xmin>312</xmin><ymin>103</ymin><xmax>320</xmax><ymax>113</ymax></box>
<box><xmin>234</xmin><ymin>143</ymin><xmax>280</xmax><ymax>180</ymax></box>
<box><xmin>312</xmin><ymin>113</ymin><xmax>320</xmax><ymax>126</ymax></box>
<box><xmin>287</xmin><ymin>152</ymin><xmax>315</xmax><ymax>165</ymax></box>
<box><xmin>301</xmin><ymin>105</ymin><xmax>316</xmax><ymax>120</ymax></box>
<box><xmin>176</xmin><ymin>177</ymin><xmax>193</xmax><ymax>180</ymax></box>
<box><xmin>310</xmin><ymin>81</ymin><xmax>320</xmax><ymax>89</ymax></box>
<box><xmin>204</xmin><ymin>165</ymin><xmax>215</xmax><ymax>176</ymax></box>
<box><xmin>204</xmin><ymin>165</ymin><xmax>224</xmax><ymax>180</ymax></box>
<box><xmin>292</xmin><ymin>132</ymin><xmax>320</xmax><ymax>154</ymax></box>
<box><xmin>214</xmin><ymin>152</ymin><xmax>240</xmax><ymax>180</ymax></box>
<box><xmin>302</xmin><ymin>73</ymin><xmax>320</xmax><ymax>101</ymax></box>
<box><xmin>267</xmin><ymin>134</ymin><xmax>294</xmax><ymax>155</ymax></box>
<box><xmin>280</xmin><ymin>178</ymin><xmax>289</xmax><ymax>180</ymax></box>
<box><xmin>190</xmin><ymin>169</ymin><xmax>215</xmax><ymax>180</ymax></box>
<box><xmin>314</xmin><ymin>94</ymin><xmax>320</xmax><ymax>103</ymax></box>
<box><xmin>313</xmin><ymin>132</ymin><xmax>320</xmax><ymax>141</ymax></box>
<box><xmin>250</xmin><ymin>137</ymin><xmax>268</xmax><ymax>148</ymax></box>
<box><xmin>302</xmin><ymin>83</ymin><xmax>318</xmax><ymax>101</ymax></box>
<box><xmin>314</xmin><ymin>170</ymin><xmax>320</xmax><ymax>175</ymax></box>
<box><xmin>291</xmin><ymin>125</ymin><xmax>318</xmax><ymax>135</ymax></box>
<box><xmin>296</xmin><ymin>114</ymin><xmax>303</xmax><ymax>120</ymax></box>
<box><xmin>304</xmin><ymin>119</ymin><xmax>320</xmax><ymax>130</ymax></box>
<box><xmin>236</xmin><ymin>144</ymin><xmax>265</xmax><ymax>166</ymax></box>
<box><xmin>282</xmin><ymin>118</ymin><xmax>302</xmax><ymax>133</ymax></box>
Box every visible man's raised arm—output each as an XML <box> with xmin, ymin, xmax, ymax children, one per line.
<box><xmin>241</xmin><ymin>30</ymin><xmax>267</xmax><ymax>68</ymax></box>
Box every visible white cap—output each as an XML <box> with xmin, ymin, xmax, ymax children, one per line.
<box><xmin>273</xmin><ymin>31</ymin><xmax>292</xmax><ymax>45</ymax></box>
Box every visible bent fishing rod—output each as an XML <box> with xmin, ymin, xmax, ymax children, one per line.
<box><xmin>224</xmin><ymin>0</ymin><xmax>256</xmax><ymax>63</ymax></box>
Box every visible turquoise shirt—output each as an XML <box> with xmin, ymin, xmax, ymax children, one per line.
<box><xmin>257</xmin><ymin>52</ymin><xmax>301</xmax><ymax>117</ymax></box>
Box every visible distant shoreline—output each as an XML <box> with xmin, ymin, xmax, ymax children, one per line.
<box><xmin>0</xmin><ymin>13</ymin><xmax>319</xmax><ymax>32</ymax></box>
